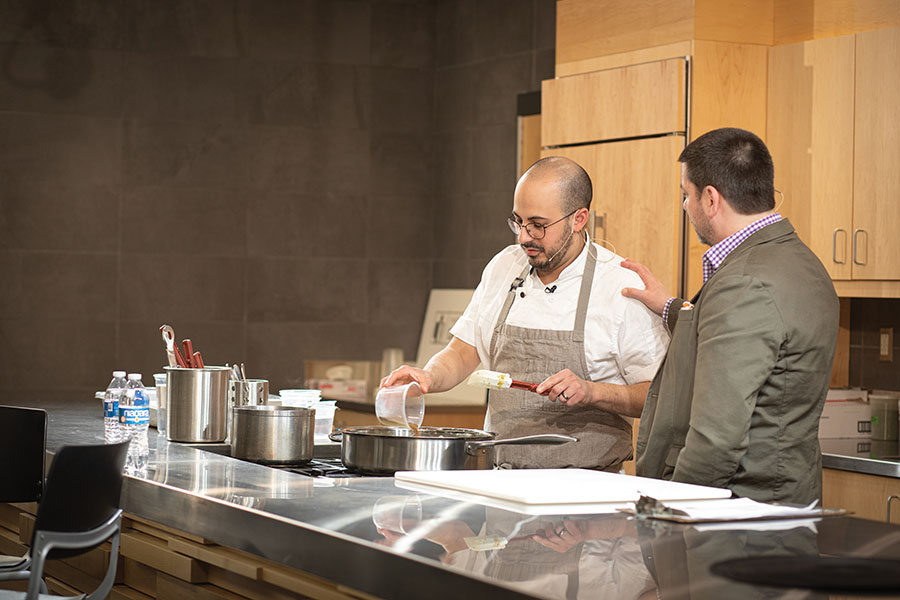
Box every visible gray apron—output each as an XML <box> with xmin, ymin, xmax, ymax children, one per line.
<box><xmin>485</xmin><ymin>249</ymin><xmax>633</xmax><ymax>470</ymax></box>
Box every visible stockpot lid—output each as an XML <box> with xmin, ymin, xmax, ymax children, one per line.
<box><xmin>234</xmin><ymin>405</ymin><xmax>313</xmax><ymax>417</ymax></box>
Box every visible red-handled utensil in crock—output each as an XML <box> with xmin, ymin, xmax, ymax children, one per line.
<box><xmin>161</xmin><ymin>324</ymin><xmax>188</xmax><ymax>367</ymax></box>
<box><xmin>183</xmin><ymin>339</ymin><xmax>195</xmax><ymax>367</ymax></box>
<box><xmin>160</xmin><ymin>325</ymin><xmax>177</xmax><ymax>367</ymax></box>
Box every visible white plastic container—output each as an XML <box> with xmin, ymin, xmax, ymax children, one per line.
<box><xmin>871</xmin><ymin>391</ymin><xmax>900</xmax><ymax>441</ymax></box>
<box><xmin>279</xmin><ymin>389</ymin><xmax>321</xmax><ymax>408</ymax></box>
<box><xmin>314</xmin><ymin>401</ymin><xmax>337</xmax><ymax>438</ymax></box>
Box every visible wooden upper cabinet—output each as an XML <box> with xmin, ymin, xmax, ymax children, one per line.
<box><xmin>768</xmin><ymin>26</ymin><xmax>900</xmax><ymax>294</ymax></box>
<box><xmin>541</xmin><ymin>136</ymin><xmax>684</xmax><ymax>293</ymax></box>
<box><xmin>767</xmin><ymin>34</ymin><xmax>855</xmax><ymax>281</ymax></box>
<box><xmin>853</xmin><ymin>27</ymin><xmax>900</xmax><ymax>280</ymax></box>
<box><xmin>541</xmin><ymin>59</ymin><xmax>687</xmax><ymax>147</ymax></box>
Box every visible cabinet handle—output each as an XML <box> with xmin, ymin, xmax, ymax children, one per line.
<box><xmin>887</xmin><ymin>495</ymin><xmax>900</xmax><ymax>522</ymax></box>
<box><xmin>832</xmin><ymin>228</ymin><xmax>847</xmax><ymax>264</ymax></box>
<box><xmin>852</xmin><ymin>229</ymin><xmax>868</xmax><ymax>265</ymax></box>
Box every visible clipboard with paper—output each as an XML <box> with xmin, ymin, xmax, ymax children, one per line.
<box><xmin>622</xmin><ymin>494</ymin><xmax>847</xmax><ymax>523</ymax></box>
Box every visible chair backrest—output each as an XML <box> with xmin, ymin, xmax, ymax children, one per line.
<box><xmin>0</xmin><ymin>405</ymin><xmax>47</xmax><ymax>503</ymax></box>
<box><xmin>33</xmin><ymin>441</ymin><xmax>128</xmax><ymax>558</ymax></box>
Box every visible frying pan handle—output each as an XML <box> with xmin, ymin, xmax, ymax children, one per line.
<box><xmin>466</xmin><ymin>434</ymin><xmax>577</xmax><ymax>454</ymax></box>
<box><xmin>328</xmin><ymin>430</ymin><xmax>344</xmax><ymax>442</ymax></box>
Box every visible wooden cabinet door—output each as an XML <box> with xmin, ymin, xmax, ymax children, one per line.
<box><xmin>767</xmin><ymin>35</ymin><xmax>855</xmax><ymax>281</ymax></box>
<box><xmin>542</xmin><ymin>136</ymin><xmax>684</xmax><ymax>293</ymax></box>
<box><xmin>541</xmin><ymin>59</ymin><xmax>686</xmax><ymax>147</ymax></box>
<box><xmin>823</xmin><ymin>468</ymin><xmax>900</xmax><ymax>523</ymax></box>
<box><xmin>853</xmin><ymin>27</ymin><xmax>900</xmax><ymax>280</ymax></box>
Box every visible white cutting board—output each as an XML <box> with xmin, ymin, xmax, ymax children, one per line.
<box><xmin>394</xmin><ymin>469</ymin><xmax>732</xmax><ymax>505</ymax></box>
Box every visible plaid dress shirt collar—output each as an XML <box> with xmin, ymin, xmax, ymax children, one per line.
<box><xmin>702</xmin><ymin>213</ymin><xmax>783</xmax><ymax>283</ymax></box>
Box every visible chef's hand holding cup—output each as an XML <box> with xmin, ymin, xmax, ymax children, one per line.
<box><xmin>375</xmin><ymin>382</ymin><xmax>425</xmax><ymax>429</ymax></box>
<box><xmin>380</xmin><ymin>365</ymin><xmax>433</xmax><ymax>393</ymax></box>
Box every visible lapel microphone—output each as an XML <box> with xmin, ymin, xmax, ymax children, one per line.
<box><xmin>545</xmin><ymin>285</ymin><xmax>557</xmax><ymax>293</ymax></box>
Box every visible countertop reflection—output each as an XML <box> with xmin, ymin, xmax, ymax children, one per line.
<box><xmin>23</xmin><ymin>400</ymin><xmax>900</xmax><ymax>600</ymax></box>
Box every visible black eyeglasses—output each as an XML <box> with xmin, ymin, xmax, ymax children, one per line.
<box><xmin>507</xmin><ymin>210</ymin><xmax>577</xmax><ymax>240</ymax></box>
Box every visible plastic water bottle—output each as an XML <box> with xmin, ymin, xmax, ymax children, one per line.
<box><xmin>103</xmin><ymin>371</ymin><xmax>127</xmax><ymax>443</ymax></box>
<box><xmin>120</xmin><ymin>373</ymin><xmax>150</xmax><ymax>475</ymax></box>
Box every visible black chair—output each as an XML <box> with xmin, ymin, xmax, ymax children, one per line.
<box><xmin>0</xmin><ymin>440</ymin><xmax>129</xmax><ymax>600</ymax></box>
<box><xmin>0</xmin><ymin>406</ymin><xmax>47</xmax><ymax>574</ymax></box>
<box><xmin>0</xmin><ymin>406</ymin><xmax>47</xmax><ymax>503</ymax></box>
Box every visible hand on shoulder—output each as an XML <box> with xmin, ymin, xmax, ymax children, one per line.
<box><xmin>619</xmin><ymin>258</ymin><xmax>671</xmax><ymax>316</ymax></box>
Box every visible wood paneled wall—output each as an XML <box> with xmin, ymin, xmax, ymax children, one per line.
<box><xmin>556</xmin><ymin>0</ymin><xmax>900</xmax><ymax>78</ymax></box>
<box><xmin>555</xmin><ymin>0</ymin><xmax>693</xmax><ymax>69</ymax></box>
<box><xmin>774</xmin><ymin>0</ymin><xmax>900</xmax><ymax>44</ymax></box>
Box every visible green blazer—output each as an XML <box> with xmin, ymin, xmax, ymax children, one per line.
<box><xmin>636</xmin><ymin>219</ymin><xmax>839</xmax><ymax>504</ymax></box>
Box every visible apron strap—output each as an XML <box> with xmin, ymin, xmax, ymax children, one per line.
<box><xmin>493</xmin><ymin>243</ymin><xmax>597</xmax><ymax>342</ymax></box>
<box><xmin>572</xmin><ymin>244</ymin><xmax>597</xmax><ymax>343</ymax></box>
<box><xmin>493</xmin><ymin>266</ymin><xmax>531</xmax><ymax>335</ymax></box>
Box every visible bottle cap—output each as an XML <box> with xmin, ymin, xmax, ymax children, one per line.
<box><xmin>113</xmin><ymin>371</ymin><xmax>126</xmax><ymax>378</ymax></box>
<box><xmin>127</xmin><ymin>373</ymin><xmax>142</xmax><ymax>380</ymax></box>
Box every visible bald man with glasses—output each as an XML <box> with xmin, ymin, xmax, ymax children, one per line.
<box><xmin>382</xmin><ymin>157</ymin><xmax>667</xmax><ymax>471</ymax></box>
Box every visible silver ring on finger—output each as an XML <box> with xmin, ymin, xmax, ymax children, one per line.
<box><xmin>560</xmin><ymin>392</ymin><xmax>569</xmax><ymax>400</ymax></box>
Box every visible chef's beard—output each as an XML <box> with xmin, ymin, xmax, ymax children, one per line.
<box><xmin>521</xmin><ymin>221</ymin><xmax>575</xmax><ymax>272</ymax></box>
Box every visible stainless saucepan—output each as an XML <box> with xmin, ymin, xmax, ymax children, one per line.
<box><xmin>231</xmin><ymin>405</ymin><xmax>314</xmax><ymax>464</ymax></box>
<box><xmin>328</xmin><ymin>426</ymin><xmax>577</xmax><ymax>474</ymax></box>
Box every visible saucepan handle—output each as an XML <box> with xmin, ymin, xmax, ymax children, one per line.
<box><xmin>328</xmin><ymin>430</ymin><xmax>344</xmax><ymax>442</ymax></box>
<box><xmin>465</xmin><ymin>434</ymin><xmax>577</xmax><ymax>455</ymax></box>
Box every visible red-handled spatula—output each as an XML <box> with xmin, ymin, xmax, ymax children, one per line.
<box><xmin>467</xmin><ymin>369</ymin><xmax>549</xmax><ymax>395</ymax></box>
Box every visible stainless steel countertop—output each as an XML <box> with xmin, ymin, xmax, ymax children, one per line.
<box><xmin>822</xmin><ymin>439</ymin><xmax>900</xmax><ymax>478</ymax></box>
<box><xmin>25</xmin><ymin>400</ymin><xmax>900</xmax><ymax>600</ymax></box>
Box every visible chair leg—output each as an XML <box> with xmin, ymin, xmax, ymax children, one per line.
<box><xmin>24</xmin><ymin>540</ymin><xmax>49</xmax><ymax>600</ymax></box>
<box><xmin>84</xmin><ymin>524</ymin><xmax>120</xmax><ymax>600</ymax></box>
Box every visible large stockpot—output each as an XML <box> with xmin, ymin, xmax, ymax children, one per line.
<box><xmin>165</xmin><ymin>366</ymin><xmax>230</xmax><ymax>443</ymax></box>
<box><xmin>231</xmin><ymin>405</ymin><xmax>314</xmax><ymax>464</ymax></box>
<box><xmin>328</xmin><ymin>426</ymin><xmax>577</xmax><ymax>474</ymax></box>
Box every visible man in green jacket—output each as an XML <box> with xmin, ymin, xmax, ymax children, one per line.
<box><xmin>622</xmin><ymin>127</ymin><xmax>839</xmax><ymax>504</ymax></box>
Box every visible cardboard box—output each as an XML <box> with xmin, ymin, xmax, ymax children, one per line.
<box><xmin>825</xmin><ymin>388</ymin><xmax>868</xmax><ymax>403</ymax></box>
<box><xmin>304</xmin><ymin>360</ymin><xmax>381</xmax><ymax>403</ymax></box>
<box><xmin>819</xmin><ymin>389</ymin><xmax>871</xmax><ymax>439</ymax></box>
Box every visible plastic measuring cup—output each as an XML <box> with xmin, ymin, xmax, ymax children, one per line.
<box><xmin>372</xmin><ymin>495</ymin><xmax>423</xmax><ymax>534</ymax></box>
<box><xmin>375</xmin><ymin>382</ymin><xmax>425</xmax><ymax>429</ymax></box>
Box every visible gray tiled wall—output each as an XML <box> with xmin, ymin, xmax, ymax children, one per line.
<box><xmin>432</xmin><ymin>0</ymin><xmax>556</xmax><ymax>289</ymax></box>
<box><xmin>0</xmin><ymin>0</ymin><xmax>556</xmax><ymax>401</ymax></box>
